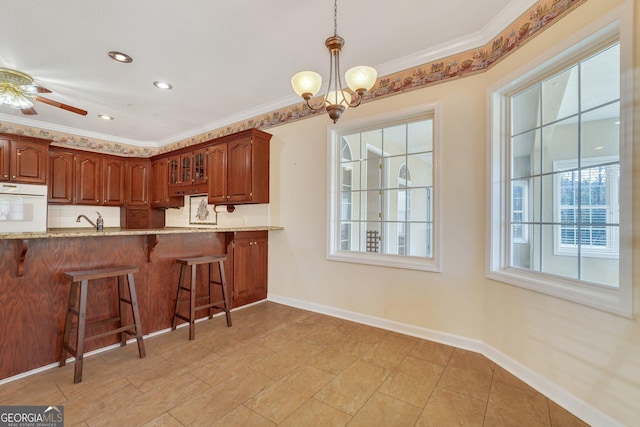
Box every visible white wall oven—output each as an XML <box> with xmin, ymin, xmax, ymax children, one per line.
<box><xmin>0</xmin><ymin>183</ymin><xmax>48</xmax><ymax>233</ymax></box>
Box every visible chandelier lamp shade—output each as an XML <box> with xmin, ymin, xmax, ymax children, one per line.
<box><xmin>291</xmin><ymin>0</ymin><xmax>377</xmax><ymax>123</ymax></box>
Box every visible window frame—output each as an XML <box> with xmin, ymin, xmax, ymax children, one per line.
<box><xmin>327</xmin><ymin>103</ymin><xmax>442</xmax><ymax>272</ymax></box>
<box><xmin>487</xmin><ymin>5</ymin><xmax>633</xmax><ymax>317</ymax></box>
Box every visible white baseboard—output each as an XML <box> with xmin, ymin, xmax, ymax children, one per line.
<box><xmin>268</xmin><ymin>293</ymin><xmax>623</xmax><ymax>427</ymax></box>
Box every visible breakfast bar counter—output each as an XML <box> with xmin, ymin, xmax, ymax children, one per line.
<box><xmin>0</xmin><ymin>226</ymin><xmax>281</xmax><ymax>381</ymax></box>
<box><xmin>0</xmin><ymin>225</ymin><xmax>283</xmax><ymax>240</ymax></box>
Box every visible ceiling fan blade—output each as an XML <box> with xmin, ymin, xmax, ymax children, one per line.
<box><xmin>36</xmin><ymin>85</ymin><xmax>52</xmax><ymax>94</ymax></box>
<box><xmin>21</xmin><ymin>107</ymin><xmax>38</xmax><ymax>115</ymax></box>
<box><xmin>35</xmin><ymin>96</ymin><xmax>87</xmax><ymax>116</ymax></box>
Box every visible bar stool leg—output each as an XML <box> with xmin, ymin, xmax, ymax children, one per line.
<box><xmin>74</xmin><ymin>279</ymin><xmax>89</xmax><ymax>384</ymax></box>
<box><xmin>172</xmin><ymin>265</ymin><xmax>187</xmax><ymax>331</ymax></box>
<box><xmin>117</xmin><ymin>275</ymin><xmax>127</xmax><ymax>347</ymax></box>
<box><xmin>60</xmin><ymin>280</ymin><xmax>78</xmax><ymax>367</ymax></box>
<box><xmin>189</xmin><ymin>264</ymin><xmax>197</xmax><ymax>340</ymax></box>
<box><xmin>126</xmin><ymin>272</ymin><xmax>146</xmax><ymax>358</ymax></box>
<box><xmin>207</xmin><ymin>262</ymin><xmax>214</xmax><ymax>320</ymax></box>
<box><xmin>218</xmin><ymin>260</ymin><xmax>232</xmax><ymax>327</ymax></box>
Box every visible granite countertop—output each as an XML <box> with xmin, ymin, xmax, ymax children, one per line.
<box><xmin>0</xmin><ymin>226</ymin><xmax>284</xmax><ymax>240</ymax></box>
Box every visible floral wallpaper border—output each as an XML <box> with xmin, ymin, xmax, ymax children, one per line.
<box><xmin>1</xmin><ymin>0</ymin><xmax>586</xmax><ymax>157</ymax></box>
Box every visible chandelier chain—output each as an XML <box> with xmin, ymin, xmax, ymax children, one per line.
<box><xmin>333</xmin><ymin>0</ymin><xmax>338</xmax><ymax>36</ymax></box>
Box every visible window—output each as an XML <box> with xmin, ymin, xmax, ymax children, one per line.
<box><xmin>397</xmin><ymin>164</ymin><xmax>411</xmax><ymax>256</ymax></box>
<box><xmin>328</xmin><ymin>106</ymin><xmax>440</xmax><ymax>271</ymax></box>
<box><xmin>511</xmin><ymin>180</ymin><xmax>529</xmax><ymax>244</ymax></box>
<box><xmin>554</xmin><ymin>157</ymin><xmax>619</xmax><ymax>258</ymax></box>
<box><xmin>489</xmin><ymin>13</ymin><xmax>632</xmax><ymax>316</ymax></box>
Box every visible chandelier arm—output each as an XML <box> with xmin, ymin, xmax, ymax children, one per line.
<box><xmin>305</xmin><ymin>98</ymin><xmax>326</xmax><ymax>111</ymax></box>
<box><xmin>347</xmin><ymin>95</ymin><xmax>363</xmax><ymax>108</ymax></box>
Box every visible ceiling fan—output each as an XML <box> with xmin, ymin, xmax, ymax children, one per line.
<box><xmin>0</xmin><ymin>68</ymin><xmax>87</xmax><ymax>116</ymax></box>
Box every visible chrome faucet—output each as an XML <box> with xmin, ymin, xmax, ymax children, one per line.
<box><xmin>76</xmin><ymin>214</ymin><xmax>97</xmax><ymax>229</ymax></box>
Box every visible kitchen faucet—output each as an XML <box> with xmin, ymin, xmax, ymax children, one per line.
<box><xmin>76</xmin><ymin>214</ymin><xmax>97</xmax><ymax>229</ymax></box>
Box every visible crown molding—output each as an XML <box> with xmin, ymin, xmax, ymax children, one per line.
<box><xmin>376</xmin><ymin>0</ymin><xmax>538</xmax><ymax>76</ymax></box>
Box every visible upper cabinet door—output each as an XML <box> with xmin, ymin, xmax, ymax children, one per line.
<box><xmin>11</xmin><ymin>139</ymin><xmax>48</xmax><ymax>184</ymax></box>
<box><xmin>180</xmin><ymin>153</ymin><xmax>191</xmax><ymax>185</ymax></box>
<box><xmin>75</xmin><ymin>153</ymin><xmax>102</xmax><ymax>205</ymax></box>
<box><xmin>168</xmin><ymin>155</ymin><xmax>180</xmax><ymax>187</ymax></box>
<box><xmin>207</xmin><ymin>143</ymin><xmax>228</xmax><ymax>205</ymax></box>
<box><xmin>126</xmin><ymin>159</ymin><xmax>150</xmax><ymax>206</ymax></box>
<box><xmin>0</xmin><ymin>139</ymin><xmax>9</xmax><ymax>181</ymax></box>
<box><xmin>226</xmin><ymin>137</ymin><xmax>252</xmax><ymax>203</ymax></box>
<box><xmin>48</xmin><ymin>151</ymin><xmax>74</xmax><ymax>204</ymax></box>
<box><xmin>102</xmin><ymin>157</ymin><xmax>125</xmax><ymax>206</ymax></box>
<box><xmin>192</xmin><ymin>148</ymin><xmax>207</xmax><ymax>186</ymax></box>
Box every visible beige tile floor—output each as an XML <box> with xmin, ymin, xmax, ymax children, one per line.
<box><xmin>0</xmin><ymin>301</ymin><xmax>590</xmax><ymax>426</ymax></box>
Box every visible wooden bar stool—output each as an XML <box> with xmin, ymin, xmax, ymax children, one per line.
<box><xmin>59</xmin><ymin>265</ymin><xmax>146</xmax><ymax>383</ymax></box>
<box><xmin>172</xmin><ymin>255</ymin><xmax>232</xmax><ymax>340</ymax></box>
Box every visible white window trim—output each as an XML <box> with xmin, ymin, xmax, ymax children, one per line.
<box><xmin>486</xmin><ymin>1</ymin><xmax>633</xmax><ymax>317</ymax></box>
<box><xmin>327</xmin><ymin>103</ymin><xmax>442</xmax><ymax>272</ymax></box>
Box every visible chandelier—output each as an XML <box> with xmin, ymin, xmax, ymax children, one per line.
<box><xmin>0</xmin><ymin>69</ymin><xmax>36</xmax><ymax>110</ymax></box>
<box><xmin>291</xmin><ymin>0</ymin><xmax>377</xmax><ymax>123</ymax></box>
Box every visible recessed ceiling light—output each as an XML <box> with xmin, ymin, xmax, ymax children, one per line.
<box><xmin>108</xmin><ymin>51</ymin><xmax>133</xmax><ymax>63</ymax></box>
<box><xmin>153</xmin><ymin>81</ymin><xmax>172</xmax><ymax>90</ymax></box>
<box><xmin>98</xmin><ymin>114</ymin><xmax>114</xmax><ymax>120</ymax></box>
<box><xmin>594</xmin><ymin>146</ymin><xmax>604</xmax><ymax>150</ymax></box>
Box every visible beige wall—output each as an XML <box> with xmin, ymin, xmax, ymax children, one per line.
<box><xmin>266</xmin><ymin>0</ymin><xmax>639</xmax><ymax>425</ymax></box>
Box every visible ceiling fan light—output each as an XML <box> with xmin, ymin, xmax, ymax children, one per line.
<box><xmin>21</xmin><ymin>85</ymin><xmax>38</xmax><ymax>94</ymax></box>
<box><xmin>0</xmin><ymin>82</ymin><xmax>34</xmax><ymax>110</ymax></box>
<box><xmin>291</xmin><ymin>71</ymin><xmax>322</xmax><ymax>99</ymax></box>
<box><xmin>345</xmin><ymin>66</ymin><xmax>377</xmax><ymax>94</ymax></box>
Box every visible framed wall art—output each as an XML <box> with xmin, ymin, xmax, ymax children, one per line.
<box><xmin>189</xmin><ymin>195</ymin><xmax>217</xmax><ymax>225</ymax></box>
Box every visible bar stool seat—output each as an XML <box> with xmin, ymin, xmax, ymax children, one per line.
<box><xmin>59</xmin><ymin>265</ymin><xmax>146</xmax><ymax>383</ymax></box>
<box><xmin>172</xmin><ymin>255</ymin><xmax>232</xmax><ymax>340</ymax></box>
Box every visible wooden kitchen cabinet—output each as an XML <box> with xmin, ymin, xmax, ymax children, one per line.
<box><xmin>75</xmin><ymin>152</ymin><xmax>102</xmax><ymax>205</ymax></box>
<box><xmin>231</xmin><ymin>230</ymin><xmax>268</xmax><ymax>307</ymax></box>
<box><xmin>0</xmin><ymin>139</ymin><xmax>9</xmax><ymax>181</ymax></box>
<box><xmin>207</xmin><ymin>129</ymin><xmax>270</xmax><ymax>207</ymax></box>
<box><xmin>102</xmin><ymin>156</ymin><xmax>125</xmax><ymax>206</ymax></box>
<box><xmin>125</xmin><ymin>159</ymin><xmax>150</xmax><ymax>206</ymax></box>
<box><xmin>168</xmin><ymin>148</ymin><xmax>207</xmax><ymax>196</ymax></box>
<box><xmin>121</xmin><ymin>159</ymin><xmax>166</xmax><ymax>229</ymax></box>
<box><xmin>49</xmin><ymin>149</ymin><xmax>125</xmax><ymax>206</ymax></box>
<box><xmin>48</xmin><ymin>151</ymin><xmax>74</xmax><ymax>203</ymax></box>
<box><xmin>206</xmin><ymin>143</ymin><xmax>227</xmax><ymax>204</ymax></box>
<box><xmin>150</xmin><ymin>158</ymin><xmax>183</xmax><ymax>208</ymax></box>
<box><xmin>0</xmin><ymin>136</ymin><xmax>49</xmax><ymax>184</ymax></box>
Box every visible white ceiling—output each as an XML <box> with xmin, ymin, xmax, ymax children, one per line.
<box><xmin>0</xmin><ymin>0</ymin><xmax>536</xmax><ymax>147</ymax></box>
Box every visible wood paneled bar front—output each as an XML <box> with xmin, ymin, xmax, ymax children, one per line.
<box><xmin>0</xmin><ymin>226</ymin><xmax>280</xmax><ymax>380</ymax></box>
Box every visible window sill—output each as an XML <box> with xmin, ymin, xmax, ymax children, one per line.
<box><xmin>328</xmin><ymin>251</ymin><xmax>441</xmax><ymax>272</ymax></box>
<box><xmin>487</xmin><ymin>268</ymin><xmax>632</xmax><ymax>318</ymax></box>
